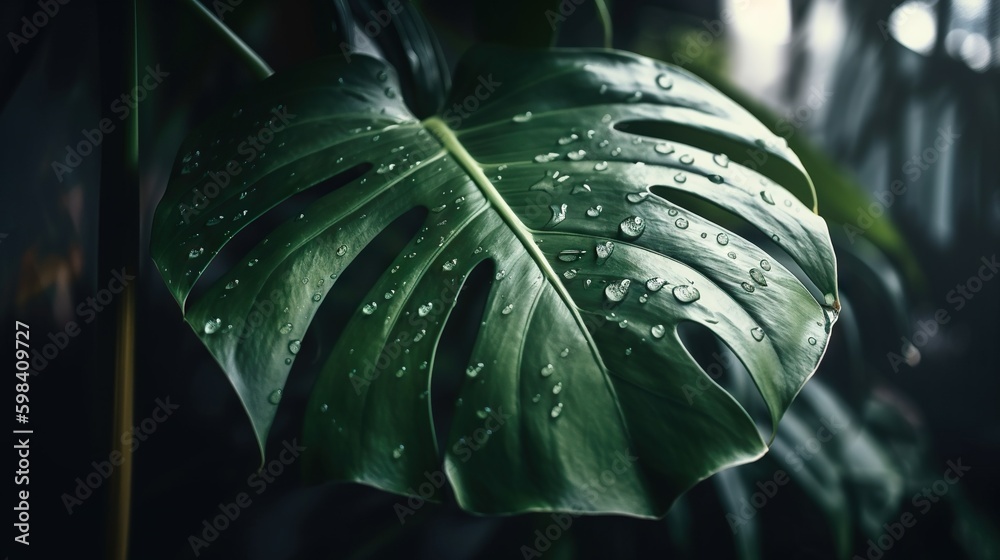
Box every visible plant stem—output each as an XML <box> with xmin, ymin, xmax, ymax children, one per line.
<box><xmin>185</xmin><ymin>0</ymin><xmax>274</xmax><ymax>79</ymax></box>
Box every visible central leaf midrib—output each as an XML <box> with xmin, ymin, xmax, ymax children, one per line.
<box><xmin>422</xmin><ymin>116</ymin><xmax>607</xmax><ymax>367</ymax></box>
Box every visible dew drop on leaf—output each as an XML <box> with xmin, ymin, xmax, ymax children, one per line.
<box><xmin>336</xmin><ymin>245</ymin><xmax>348</xmax><ymax>256</ymax></box>
<box><xmin>654</xmin><ymin>142</ymin><xmax>675</xmax><ymax>155</ymax></box>
<box><xmin>558</xmin><ymin>249</ymin><xmax>587</xmax><ymax>262</ymax></box>
<box><xmin>594</xmin><ymin>161</ymin><xmax>609</xmax><ymax>171</ymax></box>
<box><xmin>225</xmin><ymin>280</ymin><xmax>239</xmax><ymax>290</ymax></box>
<box><xmin>188</xmin><ymin>248</ymin><xmax>204</xmax><ymax>259</ymax></box>
<box><xmin>751</xmin><ymin>327</ymin><xmax>765</xmax><ymax>341</ymax></box>
<box><xmin>563</xmin><ymin>269</ymin><xmax>578</xmax><ymax>280</ymax></box>
<box><xmin>550</xmin><ymin>403</ymin><xmax>563</xmax><ymax>418</ymax></box>
<box><xmin>279</xmin><ymin>323</ymin><xmax>292</xmax><ymax>334</ymax></box>
<box><xmin>760</xmin><ymin>191</ymin><xmax>775</xmax><ymax>205</ymax></box>
<box><xmin>674</xmin><ymin>172</ymin><xmax>687</xmax><ymax>184</ymax></box>
<box><xmin>759</xmin><ymin>259</ymin><xmax>772</xmax><ymax>271</ymax></box>
<box><xmin>204</xmin><ymin>318</ymin><xmax>221</xmax><ymax>334</ymax></box>
<box><xmin>672</xmin><ymin>284</ymin><xmax>701</xmax><ymax>303</ymax></box>
<box><xmin>741</xmin><ymin>282</ymin><xmax>756</xmax><ymax>293</ymax></box>
<box><xmin>605</xmin><ymin>279</ymin><xmax>631</xmax><ymax>302</ymax></box>
<box><xmin>656</xmin><ymin>73</ymin><xmax>674</xmax><ymax>89</ymax></box>
<box><xmin>418</xmin><ymin>302</ymin><xmax>433</xmax><ymax>317</ymax></box>
<box><xmin>547</xmin><ymin>204</ymin><xmax>568</xmax><ymax>227</ymax></box>
<box><xmin>714</xmin><ymin>153</ymin><xmax>730</xmax><ymax>167</ymax></box>
<box><xmin>362</xmin><ymin>302</ymin><xmax>378</xmax><ymax>315</ymax></box>
<box><xmin>268</xmin><ymin>389</ymin><xmax>282</xmax><ymax>405</ymax></box>
<box><xmin>502</xmin><ymin>303</ymin><xmax>515</xmax><ymax>315</ymax></box>
<box><xmin>541</xmin><ymin>363</ymin><xmax>554</xmax><ymax>377</ymax></box>
<box><xmin>595</xmin><ymin>241</ymin><xmax>615</xmax><ymax>264</ymax></box>
<box><xmin>619</xmin><ymin>216</ymin><xmax>646</xmax><ymax>239</ymax></box>
<box><xmin>679</xmin><ymin>154</ymin><xmax>694</xmax><ymax>165</ymax></box>
<box><xmin>587</xmin><ymin>205</ymin><xmax>603</xmax><ymax>218</ymax></box>
<box><xmin>512</xmin><ymin>111</ymin><xmax>533</xmax><ymax>123</ymax></box>
<box><xmin>552</xmin><ymin>382</ymin><xmax>563</xmax><ymax>395</ymax></box>
<box><xmin>288</xmin><ymin>340</ymin><xmax>301</xmax><ymax>354</ymax></box>
<box><xmin>392</xmin><ymin>445</ymin><xmax>405</xmax><ymax>459</ymax></box>
<box><xmin>808</xmin><ymin>336</ymin><xmax>817</xmax><ymax>345</ymax></box>
<box><xmin>750</xmin><ymin>268</ymin><xmax>767</xmax><ymax>286</ymax></box>
<box><xmin>646</xmin><ymin>277</ymin><xmax>666</xmax><ymax>292</ymax></box>
<box><xmin>674</xmin><ymin>218</ymin><xmax>689</xmax><ymax>229</ymax></box>
<box><xmin>442</xmin><ymin>258</ymin><xmax>458</xmax><ymax>272</ymax></box>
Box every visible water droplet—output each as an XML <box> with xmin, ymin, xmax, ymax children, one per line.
<box><xmin>672</xmin><ymin>284</ymin><xmax>700</xmax><ymax>303</ymax></box>
<box><xmin>336</xmin><ymin>245</ymin><xmax>348</xmax><ymax>256</ymax></box>
<box><xmin>594</xmin><ymin>161</ymin><xmax>609</xmax><ymax>172</ymax></box>
<box><xmin>610</xmin><ymin>147</ymin><xmax>622</xmax><ymax>157</ymax></box>
<box><xmin>654</xmin><ymin>142</ymin><xmax>675</xmax><ymax>155</ymax></box>
<box><xmin>279</xmin><ymin>323</ymin><xmax>293</xmax><ymax>334</ymax></box>
<box><xmin>759</xmin><ymin>259</ymin><xmax>772</xmax><ymax>271</ymax></box>
<box><xmin>513</xmin><ymin>111</ymin><xmax>533</xmax><ymax>123</ymax></box>
<box><xmin>268</xmin><ymin>389</ymin><xmax>282</xmax><ymax>405</ymax></box>
<box><xmin>679</xmin><ymin>154</ymin><xmax>694</xmax><ymax>165</ymax></box>
<box><xmin>534</xmin><ymin>152</ymin><xmax>560</xmax><ymax>163</ymax></box>
<box><xmin>362</xmin><ymin>302</ymin><xmax>378</xmax><ymax>315</ymax></box>
<box><xmin>584</xmin><ymin>279</ymin><xmax>592</xmax><ymax>288</ymax></box>
<box><xmin>288</xmin><ymin>340</ymin><xmax>301</xmax><ymax>354</ymax></box>
<box><xmin>656</xmin><ymin>73</ymin><xmax>674</xmax><ymax>89</ymax></box>
<box><xmin>619</xmin><ymin>216</ymin><xmax>646</xmax><ymax>239</ymax></box>
<box><xmin>284</xmin><ymin>357</ymin><xmax>292</xmax><ymax>365</ymax></box>
<box><xmin>558</xmin><ymin>249</ymin><xmax>587</xmax><ymax>263</ymax></box>
<box><xmin>807</xmin><ymin>336</ymin><xmax>817</xmax><ymax>345</ymax></box>
<box><xmin>728</xmin><ymin>251</ymin><xmax>738</xmax><ymax>259</ymax></box>
<box><xmin>716</xmin><ymin>233</ymin><xmax>730</xmax><ymax>246</ymax></box>
<box><xmin>639</xmin><ymin>293</ymin><xmax>650</xmax><ymax>304</ymax></box>
<box><xmin>540</xmin><ymin>363</ymin><xmax>555</xmax><ymax>377</ymax></box>
<box><xmin>625</xmin><ymin>347</ymin><xmax>633</xmax><ymax>356</ymax></box>
<box><xmin>708</xmin><ymin>175</ymin><xmax>724</xmax><ymax>184</ymax></box>
<box><xmin>740</xmin><ymin>282</ymin><xmax>756</xmax><ymax>293</ymax></box>
<box><xmin>558</xmin><ymin>133</ymin><xmax>579</xmax><ymax>145</ymax></box>
<box><xmin>713</xmin><ymin>153</ymin><xmax>730</xmax><ymax>167</ymax></box>
<box><xmin>320</xmin><ymin>403</ymin><xmax>329</xmax><ymax>413</ymax></box>
<box><xmin>595</xmin><ymin>241</ymin><xmax>615</xmax><ymax>264</ymax></box>
<box><xmin>619</xmin><ymin>319</ymin><xmax>629</xmax><ymax>329</ymax></box>
<box><xmin>418</xmin><ymin>302</ymin><xmax>433</xmax><ymax>317</ymax></box>
<box><xmin>466</xmin><ymin>362</ymin><xmax>484</xmax><ymax>378</ymax></box>
<box><xmin>552</xmin><ymin>381</ymin><xmax>563</xmax><ymax>395</ymax></box>
<box><xmin>751</xmin><ymin>327</ymin><xmax>765</xmax><ymax>341</ymax></box>
<box><xmin>395</xmin><ymin>366</ymin><xmax>407</xmax><ymax>378</ymax></box>
<box><xmin>571</xmin><ymin>184</ymin><xmax>592</xmax><ymax>195</ymax></box>
<box><xmin>626</xmin><ymin>191</ymin><xmax>650</xmax><ymax>204</ymax></box>
<box><xmin>442</xmin><ymin>258</ymin><xmax>458</xmax><ymax>271</ymax></box>
<box><xmin>585</xmin><ymin>205</ymin><xmax>604</xmax><ymax>218</ymax></box>
<box><xmin>563</xmin><ymin>269</ymin><xmax>578</xmax><ymax>280</ymax></box>
<box><xmin>651</xmin><ymin>324</ymin><xmax>666</xmax><ymax>339</ymax></box>
<box><xmin>312</xmin><ymin>292</ymin><xmax>322</xmax><ymax>302</ymax></box>
<box><xmin>550</xmin><ymin>403</ymin><xmax>563</xmax><ymax>418</ymax></box>
<box><xmin>560</xmin><ymin>348</ymin><xmax>570</xmax><ymax>358</ymax></box>
<box><xmin>674</xmin><ymin>172</ymin><xmax>687</xmax><ymax>184</ymax></box>
<box><xmin>645</xmin><ymin>277</ymin><xmax>665</xmax><ymax>292</ymax></box>
<box><xmin>204</xmin><ymin>318</ymin><xmax>222</xmax><ymax>334</ymax></box>
<box><xmin>207</xmin><ymin>216</ymin><xmax>223</xmax><ymax>226</ymax></box>
<box><xmin>502</xmin><ymin>303</ymin><xmax>515</xmax><ymax>315</ymax></box>
<box><xmin>771</xmin><ymin>234</ymin><xmax>780</xmax><ymax>243</ymax></box>
<box><xmin>749</xmin><ymin>268</ymin><xmax>767</xmax><ymax>286</ymax></box>
<box><xmin>392</xmin><ymin>444</ymin><xmax>405</xmax><ymax>459</ymax></box>
<box><xmin>225</xmin><ymin>280</ymin><xmax>239</xmax><ymax>290</ymax></box>
<box><xmin>674</xmin><ymin>217</ymin><xmax>689</xmax><ymax>229</ymax></box>
<box><xmin>565</xmin><ymin>149</ymin><xmax>587</xmax><ymax>161</ymax></box>
<box><xmin>547</xmin><ymin>203</ymin><xmax>568</xmax><ymax>227</ymax></box>
<box><xmin>760</xmin><ymin>191</ymin><xmax>775</xmax><ymax>205</ymax></box>
<box><xmin>188</xmin><ymin>248</ymin><xmax>204</xmax><ymax>259</ymax></box>
<box><xmin>532</xmin><ymin>394</ymin><xmax>542</xmax><ymax>403</ymax></box>
<box><xmin>605</xmin><ymin>279</ymin><xmax>631</xmax><ymax>302</ymax></box>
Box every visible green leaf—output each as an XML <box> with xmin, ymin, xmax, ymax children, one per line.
<box><xmin>151</xmin><ymin>45</ymin><xmax>839</xmax><ymax>517</ymax></box>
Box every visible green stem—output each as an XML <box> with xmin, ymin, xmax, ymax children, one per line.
<box><xmin>186</xmin><ymin>0</ymin><xmax>274</xmax><ymax>79</ymax></box>
<box><xmin>594</xmin><ymin>0</ymin><xmax>613</xmax><ymax>48</ymax></box>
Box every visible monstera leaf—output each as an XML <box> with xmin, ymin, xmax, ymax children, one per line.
<box><xmin>151</xmin><ymin>45</ymin><xmax>839</xmax><ymax>517</ymax></box>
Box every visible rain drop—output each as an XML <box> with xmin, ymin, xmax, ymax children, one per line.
<box><xmin>188</xmin><ymin>248</ymin><xmax>204</xmax><ymax>259</ymax></box>
<box><xmin>550</xmin><ymin>403</ymin><xmax>564</xmax><ymax>418</ymax></box>
<box><xmin>513</xmin><ymin>111</ymin><xmax>533</xmax><ymax>123</ymax></box>
<box><xmin>442</xmin><ymin>258</ymin><xmax>458</xmax><ymax>271</ymax></box>
<box><xmin>418</xmin><ymin>302</ymin><xmax>434</xmax><ymax>316</ymax></box>
<box><xmin>605</xmin><ymin>279</ymin><xmax>631</xmax><ymax>302</ymax></box>
<box><xmin>552</xmin><ymin>382</ymin><xmax>563</xmax><ymax>395</ymax></box>
<box><xmin>760</xmin><ymin>191</ymin><xmax>775</xmax><ymax>205</ymax></box>
<box><xmin>751</xmin><ymin>327</ymin><xmax>765</xmax><ymax>341</ymax></box>
<box><xmin>563</xmin><ymin>269</ymin><xmax>579</xmax><ymax>280</ymax></box>
<box><xmin>288</xmin><ymin>340</ymin><xmax>301</xmax><ymax>354</ymax></box>
<box><xmin>279</xmin><ymin>323</ymin><xmax>293</xmax><ymax>334</ymax></box>
<box><xmin>646</xmin><ymin>277</ymin><xmax>666</xmax><ymax>292</ymax></box>
<box><xmin>740</xmin><ymin>282</ymin><xmax>756</xmax><ymax>293</ymax></box>
<box><xmin>362</xmin><ymin>302</ymin><xmax>378</xmax><ymax>315</ymax></box>
<box><xmin>594</xmin><ymin>161</ymin><xmax>609</xmax><ymax>171</ymax></box>
<box><xmin>672</xmin><ymin>284</ymin><xmax>701</xmax><ymax>303</ymax></box>
<box><xmin>656</xmin><ymin>73</ymin><xmax>674</xmax><ymax>89</ymax></box>
<box><xmin>595</xmin><ymin>241</ymin><xmax>615</xmax><ymax>264</ymax></box>
<box><xmin>674</xmin><ymin>217</ymin><xmax>689</xmax><ymax>229</ymax></box>
<box><xmin>749</xmin><ymin>268</ymin><xmax>767</xmax><ymax>286</ymax></box>
<box><xmin>336</xmin><ymin>245</ymin><xmax>348</xmax><ymax>256</ymax></box>
<box><xmin>541</xmin><ymin>363</ymin><xmax>554</xmax><ymax>377</ymax></box>
<box><xmin>654</xmin><ymin>142</ymin><xmax>675</xmax><ymax>155</ymax></box>
<box><xmin>268</xmin><ymin>389</ymin><xmax>282</xmax><ymax>405</ymax></box>
<box><xmin>759</xmin><ymin>259</ymin><xmax>772</xmax><ymax>271</ymax></box>
<box><xmin>651</xmin><ymin>324</ymin><xmax>666</xmax><ymax>339</ymax></box>
<box><xmin>586</xmin><ymin>205</ymin><xmax>603</xmax><ymax>218</ymax></box>
<box><xmin>679</xmin><ymin>154</ymin><xmax>694</xmax><ymax>165</ymax></box>
<box><xmin>502</xmin><ymin>303</ymin><xmax>514</xmax><ymax>315</ymax></box>
<box><xmin>547</xmin><ymin>203</ymin><xmax>568</xmax><ymax>227</ymax></box>
<box><xmin>204</xmin><ymin>318</ymin><xmax>222</xmax><ymax>334</ymax></box>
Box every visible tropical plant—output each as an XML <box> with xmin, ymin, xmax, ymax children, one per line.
<box><xmin>150</xmin><ymin>0</ymin><xmax>840</xmax><ymax>518</ymax></box>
